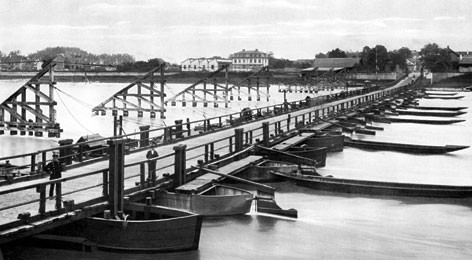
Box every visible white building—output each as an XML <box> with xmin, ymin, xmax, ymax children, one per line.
<box><xmin>230</xmin><ymin>49</ymin><xmax>269</xmax><ymax>72</ymax></box>
<box><xmin>181</xmin><ymin>58</ymin><xmax>232</xmax><ymax>72</ymax></box>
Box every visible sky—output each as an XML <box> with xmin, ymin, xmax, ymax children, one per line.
<box><xmin>1</xmin><ymin>0</ymin><xmax>471</xmax><ymax>63</ymax></box>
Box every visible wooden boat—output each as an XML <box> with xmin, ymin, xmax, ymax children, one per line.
<box><xmin>384</xmin><ymin>116</ymin><xmax>465</xmax><ymax>125</ymax></box>
<box><xmin>255</xmin><ymin>145</ymin><xmax>322</xmax><ymax>167</ymax></box>
<box><xmin>423</xmin><ymin>95</ymin><xmax>464</xmax><ymax>100</ymax></box>
<box><xmin>395</xmin><ymin>109</ymin><xmax>466</xmax><ymax>117</ymax></box>
<box><xmin>399</xmin><ymin>105</ymin><xmax>468</xmax><ymax>111</ymax></box>
<box><xmin>303</xmin><ymin>134</ymin><xmax>344</xmax><ymax>152</ymax></box>
<box><xmin>286</xmin><ymin>146</ymin><xmax>327</xmax><ymax>167</ymax></box>
<box><xmin>249</xmin><ymin>160</ymin><xmax>319</xmax><ymax>182</ymax></box>
<box><xmin>270</xmin><ymin>171</ymin><xmax>472</xmax><ymax>198</ymax></box>
<box><xmin>153</xmin><ymin>184</ymin><xmax>253</xmax><ymax>216</ymax></box>
<box><xmin>83</xmin><ymin>202</ymin><xmax>203</xmax><ymax>252</ymax></box>
<box><xmin>344</xmin><ymin>136</ymin><xmax>469</xmax><ymax>154</ymax></box>
<box><xmin>424</xmin><ymin>91</ymin><xmax>458</xmax><ymax>96</ymax></box>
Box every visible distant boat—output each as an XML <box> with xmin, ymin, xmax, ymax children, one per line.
<box><xmin>344</xmin><ymin>136</ymin><xmax>469</xmax><ymax>154</ymax></box>
<box><xmin>153</xmin><ymin>184</ymin><xmax>254</xmax><ymax>216</ymax></box>
<box><xmin>423</xmin><ymin>95</ymin><xmax>464</xmax><ymax>100</ymax></box>
<box><xmin>399</xmin><ymin>105</ymin><xmax>468</xmax><ymax>111</ymax></box>
<box><xmin>83</xmin><ymin>202</ymin><xmax>202</xmax><ymax>252</ymax></box>
<box><xmin>394</xmin><ymin>109</ymin><xmax>466</xmax><ymax>117</ymax></box>
<box><xmin>424</xmin><ymin>91</ymin><xmax>458</xmax><ymax>96</ymax></box>
<box><xmin>270</xmin><ymin>171</ymin><xmax>472</xmax><ymax>198</ymax></box>
<box><xmin>382</xmin><ymin>116</ymin><xmax>465</xmax><ymax>125</ymax></box>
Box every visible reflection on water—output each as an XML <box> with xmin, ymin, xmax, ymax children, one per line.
<box><xmin>2</xmin><ymin>81</ymin><xmax>472</xmax><ymax>259</ymax></box>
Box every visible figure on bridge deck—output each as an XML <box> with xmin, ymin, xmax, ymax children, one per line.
<box><xmin>1</xmin><ymin>160</ymin><xmax>15</xmax><ymax>179</ymax></box>
<box><xmin>146</xmin><ymin>144</ymin><xmax>159</xmax><ymax>184</ymax></box>
<box><xmin>45</xmin><ymin>153</ymin><xmax>62</xmax><ymax>198</ymax></box>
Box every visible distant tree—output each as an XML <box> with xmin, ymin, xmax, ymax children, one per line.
<box><xmin>398</xmin><ymin>47</ymin><xmax>412</xmax><ymax>60</ymax></box>
<box><xmin>116</xmin><ymin>58</ymin><xmax>166</xmax><ymax>72</ymax></box>
<box><xmin>26</xmin><ymin>46</ymin><xmax>135</xmax><ymax>67</ymax></box>
<box><xmin>420</xmin><ymin>43</ymin><xmax>452</xmax><ymax>72</ymax></box>
<box><xmin>315</xmin><ymin>52</ymin><xmax>327</xmax><ymax>58</ymax></box>
<box><xmin>389</xmin><ymin>51</ymin><xmax>406</xmax><ymax>72</ymax></box>
<box><xmin>327</xmin><ymin>48</ymin><xmax>347</xmax><ymax>58</ymax></box>
<box><xmin>294</xmin><ymin>62</ymin><xmax>313</xmax><ymax>69</ymax></box>
<box><xmin>357</xmin><ymin>45</ymin><xmax>390</xmax><ymax>72</ymax></box>
<box><xmin>268</xmin><ymin>56</ymin><xmax>294</xmax><ymax>69</ymax></box>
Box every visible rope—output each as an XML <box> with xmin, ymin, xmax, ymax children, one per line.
<box><xmin>55</xmin><ymin>89</ymin><xmax>95</xmax><ymax>134</ymax></box>
<box><xmin>53</xmin><ymin>86</ymin><xmax>95</xmax><ymax>108</ymax></box>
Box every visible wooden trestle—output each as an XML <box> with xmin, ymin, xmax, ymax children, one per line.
<box><xmin>0</xmin><ymin>61</ymin><xmax>62</xmax><ymax>137</ymax></box>
<box><xmin>165</xmin><ymin>65</ymin><xmax>230</xmax><ymax>108</ymax></box>
<box><xmin>227</xmin><ymin>66</ymin><xmax>271</xmax><ymax>102</ymax></box>
<box><xmin>165</xmin><ymin>66</ymin><xmax>271</xmax><ymax>108</ymax></box>
<box><xmin>92</xmin><ymin>64</ymin><xmax>167</xmax><ymax>118</ymax></box>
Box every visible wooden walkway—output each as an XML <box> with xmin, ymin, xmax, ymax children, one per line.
<box><xmin>175</xmin><ymin>155</ymin><xmax>264</xmax><ymax>194</ymax></box>
<box><xmin>271</xmin><ymin>132</ymin><xmax>316</xmax><ymax>151</ymax></box>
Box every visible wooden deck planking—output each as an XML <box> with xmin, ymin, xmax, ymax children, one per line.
<box><xmin>271</xmin><ymin>132</ymin><xmax>316</xmax><ymax>151</ymax></box>
<box><xmin>176</xmin><ymin>155</ymin><xmax>264</xmax><ymax>193</ymax></box>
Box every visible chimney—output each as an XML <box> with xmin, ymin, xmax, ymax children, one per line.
<box><xmin>242</xmin><ymin>49</ymin><xmax>245</xmax><ymax>52</ymax></box>
<box><xmin>255</xmin><ymin>49</ymin><xmax>258</xmax><ymax>51</ymax></box>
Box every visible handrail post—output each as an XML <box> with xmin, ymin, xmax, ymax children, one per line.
<box><xmin>139</xmin><ymin>125</ymin><xmax>150</xmax><ymax>147</ymax></box>
<box><xmin>174</xmin><ymin>120</ymin><xmax>183</xmax><ymax>139</ymax></box>
<box><xmin>108</xmin><ymin>139</ymin><xmax>125</xmax><ymax>217</ymax></box>
<box><xmin>58</xmin><ymin>139</ymin><xmax>73</xmax><ymax>165</ymax></box>
<box><xmin>210</xmin><ymin>143</ymin><xmax>215</xmax><ymax>161</ymax></box>
<box><xmin>287</xmin><ymin>114</ymin><xmax>291</xmax><ymax>132</ymax></box>
<box><xmin>30</xmin><ymin>154</ymin><xmax>36</xmax><ymax>174</ymax></box>
<box><xmin>37</xmin><ymin>184</ymin><xmax>46</xmax><ymax>214</ymax></box>
<box><xmin>204</xmin><ymin>144</ymin><xmax>209</xmax><ymax>163</ymax></box>
<box><xmin>41</xmin><ymin>151</ymin><xmax>47</xmax><ymax>171</ymax></box>
<box><xmin>173</xmin><ymin>144</ymin><xmax>187</xmax><ymax>186</ymax></box>
<box><xmin>186</xmin><ymin>118</ymin><xmax>191</xmax><ymax>136</ymax></box>
<box><xmin>55</xmin><ymin>182</ymin><xmax>62</xmax><ymax>210</ymax></box>
<box><xmin>102</xmin><ymin>170</ymin><xmax>109</xmax><ymax>196</ymax></box>
<box><xmin>262</xmin><ymin>122</ymin><xmax>270</xmax><ymax>147</ymax></box>
<box><xmin>140</xmin><ymin>163</ymin><xmax>145</xmax><ymax>187</ymax></box>
<box><xmin>235</xmin><ymin>128</ymin><xmax>244</xmax><ymax>153</ymax></box>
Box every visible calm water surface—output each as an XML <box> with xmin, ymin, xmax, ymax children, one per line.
<box><xmin>1</xmin><ymin>80</ymin><xmax>472</xmax><ymax>259</ymax></box>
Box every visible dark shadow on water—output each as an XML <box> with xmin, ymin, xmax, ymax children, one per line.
<box><xmin>202</xmin><ymin>214</ymin><xmax>254</xmax><ymax>228</ymax></box>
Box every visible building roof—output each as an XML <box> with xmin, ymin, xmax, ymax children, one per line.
<box><xmin>233</xmin><ymin>49</ymin><xmax>266</xmax><ymax>54</ymax></box>
<box><xmin>181</xmin><ymin>58</ymin><xmax>231</xmax><ymax>64</ymax></box>
<box><xmin>313</xmin><ymin>58</ymin><xmax>360</xmax><ymax>69</ymax></box>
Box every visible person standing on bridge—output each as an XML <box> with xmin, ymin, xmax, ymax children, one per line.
<box><xmin>146</xmin><ymin>144</ymin><xmax>159</xmax><ymax>184</ymax></box>
<box><xmin>45</xmin><ymin>153</ymin><xmax>62</xmax><ymax>198</ymax></box>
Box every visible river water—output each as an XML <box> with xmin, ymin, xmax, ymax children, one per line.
<box><xmin>1</xmin><ymin>80</ymin><xmax>472</xmax><ymax>259</ymax></box>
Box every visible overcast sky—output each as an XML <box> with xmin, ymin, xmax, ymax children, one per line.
<box><xmin>1</xmin><ymin>0</ymin><xmax>471</xmax><ymax>63</ymax></box>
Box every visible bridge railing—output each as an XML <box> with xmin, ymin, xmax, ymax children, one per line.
<box><xmin>0</xmin><ymin>75</ymin><xmax>414</xmax><ymax>186</ymax></box>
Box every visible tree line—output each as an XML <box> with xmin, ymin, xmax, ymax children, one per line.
<box><xmin>0</xmin><ymin>47</ymin><xmax>135</xmax><ymax>68</ymax></box>
<box><xmin>0</xmin><ymin>43</ymin><xmax>458</xmax><ymax>73</ymax></box>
